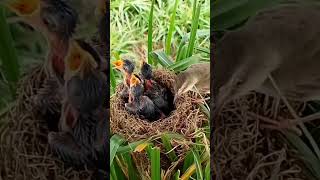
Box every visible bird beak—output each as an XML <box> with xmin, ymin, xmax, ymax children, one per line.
<box><xmin>112</xmin><ymin>60</ymin><xmax>124</xmax><ymax>70</ymax></box>
<box><xmin>4</xmin><ymin>0</ymin><xmax>40</xmax><ymax>16</ymax></box>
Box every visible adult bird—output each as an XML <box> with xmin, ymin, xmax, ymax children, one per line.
<box><xmin>213</xmin><ymin>3</ymin><xmax>320</xmax><ymax>129</ymax></box>
<box><xmin>4</xmin><ymin>0</ymin><xmax>78</xmax><ymax>84</ymax></box>
<box><xmin>174</xmin><ymin>62</ymin><xmax>210</xmax><ymax>103</ymax></box>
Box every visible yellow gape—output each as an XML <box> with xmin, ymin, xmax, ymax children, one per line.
<box><xmin>5</xmin><ymin>0</ymin><xmax>40</xmax><ymax>16</ymax></box>
<box><xmin>130</xmin><ymin>74</ymin><xmax>140</xmax><ymax>87</ymax></box>
<box><xmin>65</xmin><ymin>41</ymin><xmax>98</xmax><ymax>81</ymax></box>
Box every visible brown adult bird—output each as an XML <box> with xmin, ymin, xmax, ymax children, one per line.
<box><xmin>174</xmin><ymin>62</ymin><xmax>210</xmax><ymax>103</ymax></box>
<box><xmin>213</xmin><ymin>3</ymin><xmax>320</xmax><ymax>129</ymax></box>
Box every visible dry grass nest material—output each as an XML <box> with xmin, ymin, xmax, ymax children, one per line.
<box><xmin>110</xmin><ymin>69</ymin><xmax>208</xmax><ymax>142</ymax></box>
<box><xmin>0</xmin><ymin>64</ymin><xmax>94</xmax><ymax>179</ymax></box>
<box><xmin>212</xmin><ymin>92</ymin><xmax>310</xmax><ymax>179</ymax></box>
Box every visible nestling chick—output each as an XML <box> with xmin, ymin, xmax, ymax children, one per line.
<box><xmin>112</xmin><ymin>59</ymin><xmax>135</xmax><ymax>101</ymax></box>
<box><xmin>125</xmin><ymin>74</ymin><xmax>164</xmax><ymax>121</ymax></box>
<box><xmin>4</xmin><ymin>0</ymin><xmax>78</xmax><ymax>84</ymax></box>
<box><xmin>174</xmin><ymin>62</ymin><xmax>210</xmax><ymax>103</ymax></box>
<box><xmin>60</xmin><ymin>40</ymin><xmax>106</xmax><ymax>131</ymax></box>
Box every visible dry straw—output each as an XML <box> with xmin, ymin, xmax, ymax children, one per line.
<box><xmin>212</xmin><ymin>92</ymin><xmax>308</xmax><ymax>179</ymax></box>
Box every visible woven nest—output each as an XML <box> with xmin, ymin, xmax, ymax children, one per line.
<box><xmin>212</xmin><ymin>92</ymin><xmax>310</xmax><ymax>179</ymax></box>
<box><xmin>0</xmin><ymin>64</ymin><xmax>95</xmax><ymax>179</ymax></box>
<box><xmin>110</xmin><ymin>69</ymin><xmax>207</xmax><ymax>142</ymax></box>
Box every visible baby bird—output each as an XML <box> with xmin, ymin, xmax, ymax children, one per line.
<box><xmin>139</xmin><ymin>59</ymin><xmax>172</xmax><ymax>115</ymax></box>
<box><xmin>4</xmin><ymin>0</ymin><xmax>78</xmax><ymax>84</ymax></box>
<box><xmin>125</xmin><ymin>74</ymin><xmax>163</xmax><ymax>121</ymax></box>
<box><xmin>112</xmin><ymin>59</ymin><xmax>135</xmax><ymax>101</ymax></box>
<box><xmin>213</xmin><ymin>3</ymin><xmax>320</xmax><ymax>129</ymax></box>
<box><xmin>60</xmin><ymin>40</ymin><xmax>106</xmax><ymax>132</ymax></box>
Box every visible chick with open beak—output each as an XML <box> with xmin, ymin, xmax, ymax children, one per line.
<box><xmin>112</xmin><ymin>59</ymin><xmax>135</xmax><ymax>101</ymax></box>
<box><xmin>59</xmin><ymin>40</ymin><xmax>106</xmax><ymax>132</ymax></box>
<box><xmin>3</xmin><ymin>0</ymin><xmax>78</xmax><ymax>84</ymax></box>
<box><xmin>48</xmin><ymin>40</ymin><xmax>107</xmax><ymax>171</ymax></box>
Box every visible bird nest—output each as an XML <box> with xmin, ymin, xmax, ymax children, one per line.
<box><xmin>0</xmin><ymin>64</ymin><xmax>96</xmax><ymax>179</ymax></box>
<box><xmin>212</xmin><ymin>92</ymin><xmax>311</xmax><ymax>179</ymax></box>
<box><xmin>110</xmin><ymin>69</ymin><xmax>207</xmax><ymax>142</ymax></box>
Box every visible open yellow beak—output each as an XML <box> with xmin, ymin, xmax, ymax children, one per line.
<box><xmin>5</xmin><ymin>0</ymin><xmax>40</xmax><ymax>16</ymax></box>
<box><xmin>65</xmin><ymin>41</ymin><xmax>98</xmax><ymax>80</ymax></box>
<box><xmin>112</xmin><ymin>60</ymin><xmax>124</xmax><ymax>70</ymax></box>
<box><xmin>130</xmin><ymin>74</ymin><xmax>140</xmax><ymax>87</ymax></box>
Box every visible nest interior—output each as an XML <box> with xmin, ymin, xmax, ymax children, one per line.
<box><xmin>212</xmin><ymin>92</ymin><xmax>311</xmax><ymax>180</ymax></box>
<box><xmin>110</xmin><ymin>69</ymin><xmax>208</xmax><ymax>142</ymax></box>
<box><xmin>0</xmin><ymin>65</ymin><xmax>97</xmax><ymax>179</ymax></box>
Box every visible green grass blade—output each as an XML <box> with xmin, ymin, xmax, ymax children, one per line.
<box><xmin>113</xmin><ymin>158</ymin><xmax>126</xmax><ymax>180</ymax></box>
<box><xmin>150</xmin><ymin>50</ymin><xmax>173</xmax><ymax>68</ymax></box>
<box><xmin>161</xmin><ymin>134</ymin><xmax>177</xmax><ymax>162</ymax></box>
<box><xmin>110</xmin><ymin>68</ymin><xmax>117</xmax><ymax>94</ymax></box>
<box><xmin>187</xmin><ymin>1</ymin><xmax>201</xmax><ymax>57</ymax></box>
<box><xmin>147</xmin><ymin>0</ymin><xmax>155</xmax><ymax>65</ymax></box>
<box><xmin>165</xmin><ymin>0</ymin><xmax>180</xmax><ymax>55</ymax></box>
<box><xmin>0</xmin><ymin>7</ymin><xmax>20</xmax><ymax>96</ymax></box>
<box><xmin>122</xmin><ymin>152</ymin><xmax>139</xmax><ymax>180</ymax></box>
<box><xmin>285</xmin><ymin>131</ymin><xmax>320</xmax><ymax>178</ymax></box>
<box><xmin>147</xmin><ymin>146</ymin><xmax>161</xmax><ymax>180</ymax></box>
<box><xmin>110</xmin><ymin>163</ymin><xmax>118</xmax><ymax>180</ymax></box>
<box><xmin>176</xmin><ymin>44</ymin><xmax>188</xmax><ymax>62</ymax></box>
<box><xmin>212</xmin><ymin>0</ymin><xmax>251</xmax><ymax>18</ymax></box>
<box><xmin>174</xmin><ymin>170</ymin><xmax>180</xmax><ymax>180</ymax></box>
<box><xmin>183</xmin><ymin>151</ymin><xmax>194</xmax><ymax>173</ymax></box>
<box><xmin>192</xmin><ymin>149</ymin><xmax>203</xmax><ymax>180</ymax></box>
<box><xmin>213</xmin><ymin>0</ymin><xmax>282</xmax><ymax>31</ymax></box>
<box><xmin>168</xmin><ymin>54</ymin><xmax>201</xmax><ymax>72</ymax></box>
<box><xmin>205</xmin><ymin>161</ymin><xmax>210</xmax><ymax>180</ymax></box>
<box><xmin>110</xmin><ymin>134</ymin><xmax>126</xmax><ymax>166</ymax></box>
<box><xmin>117</xmin><ymin>140</ymin><xmax>147</xmax><ymax>154</ymax></box>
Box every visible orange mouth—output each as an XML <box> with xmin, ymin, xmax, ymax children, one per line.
<box><xmin>68</xmin><ymin>54</ymin><xmax>82</xmax><ymax>71</ymax></box>
<box><xmin>130</xmin><ymin>74</ymin><xmax>140</xmax><ymax>87</ymax></box>
<box><xmin>112</xmin><ymin>60</ymin><xmax>124</xmax><ymax>69</ymax></box>
<box><xmin>7</xmin><ymin>0</ymin><xmax>39</xmax><ymax>16</ymax></box>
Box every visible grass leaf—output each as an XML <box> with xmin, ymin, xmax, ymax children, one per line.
<box><xmin>192</xmin><ymin>149</ymin><xmax>203</xmax><ymax>179</ymax></box>
<box><xmin>110</xmin><ymin>134</ymin><xmax>126</xmax><ymax>166</ymax></box>
<box><xmin>187</xmin><ymin>1</ymin><xmax>201</xmax><ymax>57</ymax></box>
<box><xmin>147</xmin><ymin>0</ymin><xmax>155</xmax><ymax>64</ymax></box>
<box><xmin>151</xmin><ymin>50</ymin><xmax>173</xmax><ymax>68</ymax></box>
<box><xmin>161</xmin><ymin>134</ymin><xmax>177</xmax><ymax>162</ymax></box>
<box><xmin>0</xmin><ymin>7</ymin><xmax>20</xmax><ymax>96</ymax></box>
<box><xmin>147</xmin><ymin>145</ymin><xmax>161</xmax><ymax>180</ymax></box>
<box><xmin>165</xmin><ymin>0</ymin><xmax>180</xmax><ymax>55</ymax></box>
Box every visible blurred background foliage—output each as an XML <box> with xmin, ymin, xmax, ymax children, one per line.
<box><xmin>213</xmin><ymin>0</ymin><xmax>320</xmax><ymax>179</ymax></box>
<box><xmin>0</xmin><ymin>8</ymin><xmax>47</xmax><ymax>111</ymax></box>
